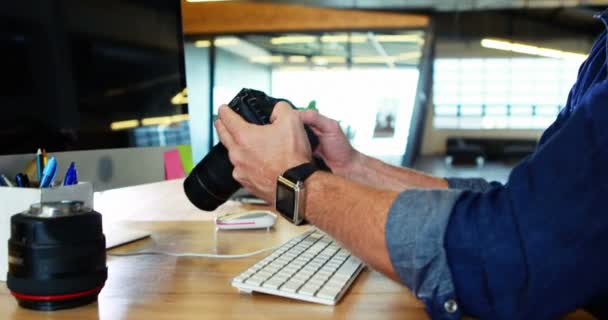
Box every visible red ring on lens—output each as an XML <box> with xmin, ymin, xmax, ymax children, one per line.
<box><xmin>10</xmin><ymin>286</ymin><xmax>104</xmax><ymax>301</ymax></box>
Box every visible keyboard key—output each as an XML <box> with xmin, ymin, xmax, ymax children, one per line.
<box><xmin>263</xmin><ymin>279</ymin><xmax>285</xmax><ymax>289</ymax></box>
<box><xmin>316</xmin><ymin>287</ymin><xmax>340</xmax><ymax>300</ymax></box>
<box><xmin>282</xmin><ymin>283</ymin><xmax>301</xmax><ymax>293</ymax></box>
<box><xmin>255</xmin><ymin>270</ymin><xmax>273</xmax><ymax>278</ymax></box>
<box><xmin>316</xmin><ymin>270</ymin><xmax>333</xmax><ymax>278</ymax></box>
<box><xmin>298</xmin><ymin>284</ymin><xmax>320</xmax><ymax>296</ymax></box>
<box><xmin>307</xmin><ymin>279</ymin><xmax>325</xmax><ymax>288</ymax></box>
<box><xmin>245</xmin><ymin>277</ymin><xmax>264</xmax><ymax>286</ymax></box>
<box><xmin>292</xmin><ymin>273</ymin><xmax>309</xmax><ymax>282</ymax></box>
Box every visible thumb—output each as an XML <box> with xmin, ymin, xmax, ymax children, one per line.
<box><xmin>298</xmin><ymin>110</ymin><xmax>340</xmax><ymax>133</ymax></box>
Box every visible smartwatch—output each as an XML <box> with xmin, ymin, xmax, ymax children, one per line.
<box><xmin>275</xmin><ymin>162</ymin><xmax>319</xmax><ymax>225</ymax></box>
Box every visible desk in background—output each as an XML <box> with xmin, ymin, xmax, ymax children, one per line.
<box><xmin>0</xmin><ymin>180</ymin><xmax>596</xmax><ymax>319</ymax></box>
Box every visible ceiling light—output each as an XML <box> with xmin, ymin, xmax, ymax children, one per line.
<box><xmin>141</xmin><ymin>115</ymin><xmax>190</xmax><ymax>127</ymax></box>
<box><xmin>270</xmin><ymin>36</ymin><xmax>316</xmax><ymax>45</ymax></box>
<box><xmin>171</xmin><ymin>114</ymin><xmax>190</xmax><ymax>122</ymax></box>
<box><xmin>110</xmin><ymin>120</ymin><xmax>139</xmax><ymax>131</ymax></box>
<box><xmin>481</xmin><ymin>38</ymin><xmax>587</xmax><ymax>61</ymax></box>
<box><xmin>215</xmin><ymin>37</ymin><xmax>240</xmax><ymax>46</ymax></box>
<box><xmin>320</xmin><ymin>35</ymin><xmax>367</xmax><ymax>43</ymax></box>
<box><xmin>171</xmin><ymin>88</ymin><xmax>188</xmax><ymax>105</ymax></box>
<box><xmin>288</xmin><ymin>55</ymin><xmax>308</xmax><ymax>63</ymax></box>
<box><xmin>194</xmin><ymin>40</ymin><xmax>210</xmax><ymax>48</ymax></box>
<box><xmin>376</xmin><ymin>34</ymin><xmax>424</xmax><ymax>43</ymax></box>
<box><xmin>352</xmin><ymin>56</ymin><xmax>397</xmax><ymax>64</ymax></box>
<box><xmin>312</xmin><ymin>56</ymin><xmax>346</xmax><ymax>65</ymax></box>
<box><xmin>277</xmin><ymin>66</ymin><xmax>311</xmax><ymax>71</ymax></box>
<box><xmin>250</xmin><ymin>55</ymin><xmax>284</xmax><ymax>64</ymax></box>
<box><xmin>141</xmin><ymin>116</ymin><xmax>172</xmax><ymax>126</ymax></box>
<box><xmin>398</xmin><ymin>52</ymin><xmax>422</xmax><ymax>60</ymax></box>
<box><xmin>186</xmin><ymin>0</ymin><xmax>235</xmax><ymax>2</ymax></box>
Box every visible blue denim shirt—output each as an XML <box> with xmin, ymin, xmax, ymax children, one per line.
<box><xmin>386</xmin><ymin>11</ymin><xmax>608</xmax><ymax>320</ymax></box>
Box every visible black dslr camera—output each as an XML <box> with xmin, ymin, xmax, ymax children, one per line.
<box><xmin>183</xmin><ymin>88</ymin><xmax>326</xmax><ymax>211</ymax></box>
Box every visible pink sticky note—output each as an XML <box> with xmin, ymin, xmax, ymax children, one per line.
<box><xmin>164</xmin><ymin>149</ymin><xmax>185</xmax><ymax>180</ymax></box>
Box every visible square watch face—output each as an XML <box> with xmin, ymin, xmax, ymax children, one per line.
<box><xmin>276</xmin><ymin>178</ymin><xmax>296</xmax><ymax>221</ymax></box>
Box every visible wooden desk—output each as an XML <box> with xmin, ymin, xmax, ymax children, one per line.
<box><xmin>0</xmin><ymin>181</ymin><xmax>597</xmax><ymax>319</ymax></box>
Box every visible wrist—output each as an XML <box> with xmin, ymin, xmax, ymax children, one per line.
<box><xmin>338</xmin><ymin>151</ymin><xmax>369</xmax><ymax>180</ymax></box>
<box><xmin>301</xmin><ymin>170</ymin><xmax>325</xmax><ymax>223</ymax></box>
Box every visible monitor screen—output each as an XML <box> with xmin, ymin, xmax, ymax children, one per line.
<box><xmin>0</xmin><ymin>0</ymin><xmax>187</xmax><ymax>155</ymax></box>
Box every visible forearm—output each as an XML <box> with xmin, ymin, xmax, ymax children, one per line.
<box><xmin>303</xmin><ymin>171</ymin><xmax>399</xmax><ymax>280</ymax></box>
<box><xmin>342</xmin><ymin>153</ymin><xmax>448</xmax><ymax>191</ymax></box>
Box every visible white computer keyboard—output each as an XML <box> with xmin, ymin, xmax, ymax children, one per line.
<box><xmin>232</xmin><ymin>229</ymin><xmax>365</xmax><ymax>305</ymax></box>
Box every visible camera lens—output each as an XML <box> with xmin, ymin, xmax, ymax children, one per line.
<box><xmin>183</xmin><ymin>143</ymin><xmax>241</xmax><ymax>211</ymax></box>
<box><xmin>7</xmin><ymin>201</ymin><xmax>107</xmax><ymax>311</ymax></box>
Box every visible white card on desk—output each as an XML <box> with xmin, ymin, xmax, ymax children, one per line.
<box><xmin>104</xmin><ymin>225</ymin><xmax>151</xmax><ymax>249</ymax></box>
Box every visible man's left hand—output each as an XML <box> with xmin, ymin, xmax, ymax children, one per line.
<box><xmin>214</xmin><ymin>102</ymin><xmax>312</xmax><ymax>203</ymax></box>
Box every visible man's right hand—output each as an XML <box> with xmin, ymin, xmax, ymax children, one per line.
<box><xmin>299</xmin><ymin>110</ymin><xmax>364</xmax><ymax>177</ymax></box>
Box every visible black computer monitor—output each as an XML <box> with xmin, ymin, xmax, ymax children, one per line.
<box><xmin>0</xmin><ymin>0</ymin><xmax>187</xmax><ymax>155</ymax></box>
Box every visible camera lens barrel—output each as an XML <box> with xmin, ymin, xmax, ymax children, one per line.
<box><xmin>7</xmin><ymin>201</ymin><xmax>108</xmax><ymax>311</ymax></box>
<box><xmin>183</xmin><ymin>143</ymin><xmax>240</xmax><ymax>211</ymax></box>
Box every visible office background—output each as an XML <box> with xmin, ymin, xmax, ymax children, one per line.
<box><xmin>0</xmin><ymin>0</ymin><xmax>604</xmax><ymax>190</ymax></box>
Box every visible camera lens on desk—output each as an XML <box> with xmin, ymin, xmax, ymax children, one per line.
<box><xmin>6</xmin><ymin>201</ymin><xmax>108</xmax><ymax>311</ymax></box>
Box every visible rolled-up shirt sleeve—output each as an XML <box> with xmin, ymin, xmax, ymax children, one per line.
<box><xmin>385</xmin><ymin>189</ymin><xmax>464</xmax><ymax>319</ymax></box>
<box><xmin>445</xmin><ymin>177</ymin><xmax>501</xmax><ymax>193</ymax></box>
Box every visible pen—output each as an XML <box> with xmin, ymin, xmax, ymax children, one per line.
<box><xmin>36</xmin><ymin>148</ymin><xmax>44</xmax><ymax>182</ymax></box>
<box><xmin>40</xmin><ymin>157</ymin><xmax>58</xmax><ymax>188</ymax></box>
<box><xmin>15</xmin><ymin>173</ymin><xmax>30</xmax><ymax>188</ymax></box>
<box><xmin>1</xmin><ymin>174</ymin><xmax>14</xmax><ymax>187</ymax></box>
<box><xmin>63</xmin><ymin>162</ymin><xmax>78</xmax><ymax>186</ymax></box>
<box><xmin>42</xmin><ymin>149</ymin><xmax>48</xmax><ymax>167</ymax></box>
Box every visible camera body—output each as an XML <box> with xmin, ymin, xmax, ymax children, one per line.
<box><xmin>183</xmin><ymin>88</ymin><xmax>325</xmax><ymax>211</ymax></box>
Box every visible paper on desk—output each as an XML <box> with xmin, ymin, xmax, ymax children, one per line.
<box><xmin>177</xmin><ymin>144</ymin><xmax>194</xmax><ymax>174</ymax></box>
<box><xmin>164</xmin><ymin>149</ymin><xmax>185</xmax><ymax>180</ymax></box>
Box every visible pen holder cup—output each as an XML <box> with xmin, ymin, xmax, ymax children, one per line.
<box><xmin>0</xmin><ymin>182</ymin><xmax>93</xmax><ymax>281</ymax></box>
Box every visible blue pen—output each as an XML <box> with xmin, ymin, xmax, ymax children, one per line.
<box><xmin>15</xmin><ymin>173</ymin><xmax>30</xmax><ymax>188</ymax></box>
<box><xmin>40</xmin><ymin>157</ymin><xmax>58</xmax><ymax>188</ymax></box>
<box><xmin>63</xmin><ymin>162</ymin><xmax>78</xmax><ymax>186</ymax></box>
<box><xmin>36</xmin><ymin>148</ymin><xmax>44</xmax><ymax>182</ymax></box>
<box><xmin>1</xmin><ymin>174</ymin><xmax>14</xmax><ymax>187</ymax></box>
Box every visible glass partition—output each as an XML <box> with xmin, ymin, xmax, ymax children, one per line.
<box><xmin>184</xmin><ymin>30</ymin><xmax>426</xmax><ymax>164</ymax></box>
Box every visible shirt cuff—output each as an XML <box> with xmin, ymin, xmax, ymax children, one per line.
<box><xmin>385</xmin><ymin>188</ymin><xmax>464</xmax><ymax>319</ymax></box>
<box><xmin>446</xmin><ymin>177</ymin><xmax>500</xmax><ymax>193</ymax></box>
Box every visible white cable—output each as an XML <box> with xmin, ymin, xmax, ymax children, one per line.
<box><xmin>108</xmin><ymin>245</ymin><xmax>279</xmax><ymax>259</ymax></box>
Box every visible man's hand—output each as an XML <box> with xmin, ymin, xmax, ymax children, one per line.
<box><xmin>215</xmin><ymin>102</ymin><xmax>312</xmax><ymax>203</ymax></box>
<box><xmin>300</xmin><ymin>110</ymin><xmax>447</xmax><ymax>191</ymax></box>
<box><xmin>299</xmin><ymin>110</ymin><xmax>363</xmax><ymax>177</ymax></box>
